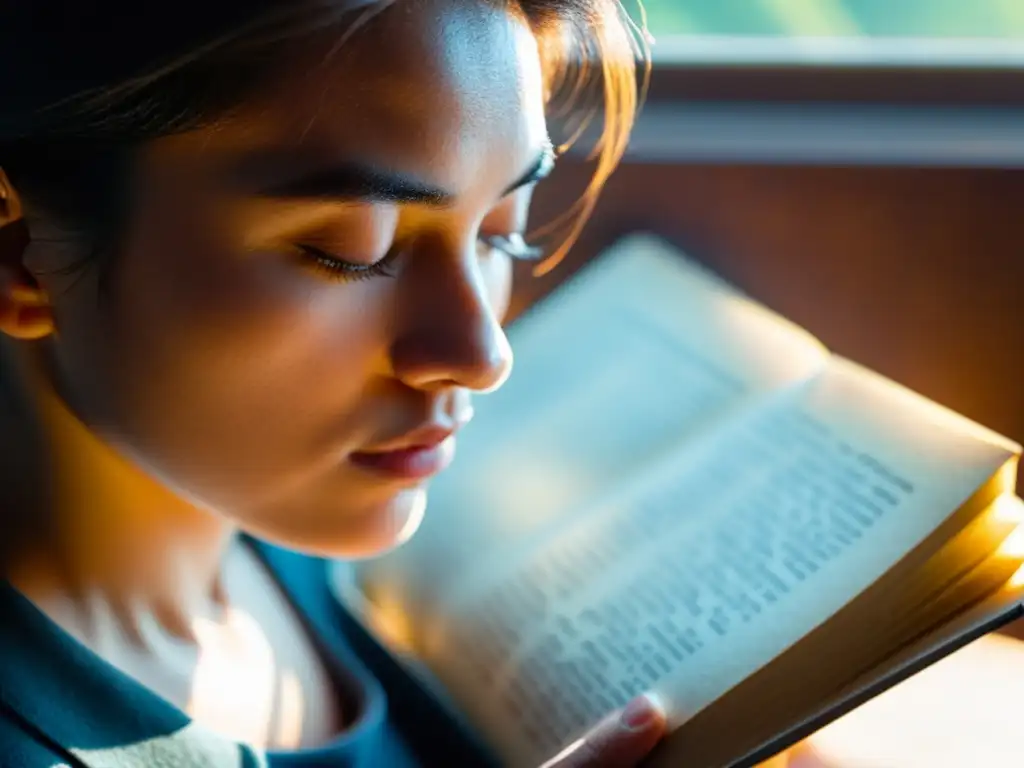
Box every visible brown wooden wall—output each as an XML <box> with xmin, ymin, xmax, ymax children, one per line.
<box><xmin>521</xmin><ymin>160</ymin><xmax>1024</xmax><ymax>474</ymax></box>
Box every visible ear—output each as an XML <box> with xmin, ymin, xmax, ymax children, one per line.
<box><xmin>0</xmin><ymin>169</ymin><xmax>54</xmax><ymax>340</ymax></box>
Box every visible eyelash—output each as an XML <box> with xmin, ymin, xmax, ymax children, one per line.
<box><xmin>296</xmin><ymin>234</ymin><xmax>544</xmax><ymax>283</ymax></box>
<box><xmin>297</xmin><ymin>244</ymin><xmax>398</xmax><ymax>283</ymax></box>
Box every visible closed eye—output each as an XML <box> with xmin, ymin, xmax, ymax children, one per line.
<box><xmin>295</xmin><ymin>243</ymin><xmax>398</xmax><ymax>282</ymax></box>
<box><xmin>296</xmin><ymin>232</ymin><xmax>543</xmax><ymax>283</ymax></box>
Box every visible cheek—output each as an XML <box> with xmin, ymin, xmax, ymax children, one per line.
<box><xmin>115</xmin><ymin>190</ymin><xmax>388</xmax><ymax>382</ymax></box>
<box><xmin>47</xmin><ymin>199</ymin><xmax>396</xmax><ymax>501</ymax></box>
<box><xmin>119</xmin><ymin>232</ymin><xmax>388</xmax><ymax>419</ymax></box>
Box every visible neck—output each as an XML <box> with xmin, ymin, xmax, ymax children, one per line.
<box><xmin>8</xmin><ymin>384</ymin><xmax>235</xmax><ymax>641</ymax></box>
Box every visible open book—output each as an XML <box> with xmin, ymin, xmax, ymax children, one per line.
<box><xmin>331</xmin><ymin>234</ymin><xmax>1024</xmax><ymax>767</ymax></box>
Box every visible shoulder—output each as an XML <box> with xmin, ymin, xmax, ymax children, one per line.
<box><xmin>0</xmin><ymin>705</ymin><xmax>69</xmax><ymax>767</ymax></box>
<box><xmin>0</xmin><ymin>582</ymin><xmax>78</xmax><ymax>766</ymax></box>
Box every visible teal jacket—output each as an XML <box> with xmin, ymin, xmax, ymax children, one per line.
<box><xmin>0</xmin><ymin>540</ymin><xmax>492</xmax><ymax>767</ymax></box>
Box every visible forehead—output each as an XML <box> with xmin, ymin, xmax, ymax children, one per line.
<box><xmin>162</xmin><ymin>0</ymin><xmax>550</xmax><ymax>194</ymax></box>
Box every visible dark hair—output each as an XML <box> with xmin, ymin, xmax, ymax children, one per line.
<box><xmin>0</xmin><ymin>0</ymin><xmax>647</xmax><ymax>278</ymax></box>
<box><xmin>0</xmin><ymin>0</ymin><xmax>646</xmax><ymax>534</ymax></box>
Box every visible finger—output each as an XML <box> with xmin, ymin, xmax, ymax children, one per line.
<box><xmin>542</xmin><ymin>694</ymin><xmax>667</xmax><ymax>768</ymax></box>
<box><xmin>779</xmin><ymin>741</ymin><xmax>836</xmax><ymax>768</ymax></box>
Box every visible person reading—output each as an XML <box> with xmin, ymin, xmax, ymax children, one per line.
<box><xmin>0</xmin><ymin>1</ymin><xmax>670</xmax><ymax>766</ymax></box>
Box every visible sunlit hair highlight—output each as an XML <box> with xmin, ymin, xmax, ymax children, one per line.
<box><xmin>524</xmin><ymin>0</ymin><xmax>651</xmax><ymax>275</ymax></box>
<box><xmin>0</xmin><ymin>0</ymin><xmax>648</xmax><ymax>277</ymax></box>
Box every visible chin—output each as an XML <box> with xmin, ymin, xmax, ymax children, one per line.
<box><xmin>241</xmin><ymin>486</ymin><xmax>429</xmax><ymax>561</ymax></box>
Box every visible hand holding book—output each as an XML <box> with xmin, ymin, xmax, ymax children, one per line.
<box><xmin>534</xmin><ymin>694</ymin><xmax>812</xmax><ymax>766</ymax></box>
<box><xmin>538</xmin><ymin>694</ymin><xmax>667</xmax><ymax>768</ymax></box>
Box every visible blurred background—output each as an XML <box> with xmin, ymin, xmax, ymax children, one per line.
<box><xmin>522</xmin><ymin>0</ymin><xmax>1024</xmax><ymax>474</ymax></box>
<box><xmin>515</xmin><ymin>3</ymin><xmax>1024</xmax><ymax>765</ymax></box>
<box><xmin>644</xmin><ymin>0</ymin><xmax>1024</xmax><ymax>39</ymax></box>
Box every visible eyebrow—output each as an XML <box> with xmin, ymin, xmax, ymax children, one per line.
<box><xmin>249</xmin><ymin>144</ymin><xmax>557</xmax><ymax>205</ymax></box>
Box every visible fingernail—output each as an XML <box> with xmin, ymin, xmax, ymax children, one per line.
<box><xmin>10</xmin><ymin>286</ymin><xmax>46</xmax><ymax>305</ymax></box>
<box><xmin>620</xmin><ymin>694</ymin><xmax>661</xmax><ymax>731</ymax></box>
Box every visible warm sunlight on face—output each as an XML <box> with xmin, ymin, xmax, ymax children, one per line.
<box><xmin>27</xmin><ymin>0</ymin><xmax>549</xmax><ymax>560</ymax></box>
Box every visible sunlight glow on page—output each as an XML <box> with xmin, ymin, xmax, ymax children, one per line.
<box><xmin>1008</xmin><ymin>563</ymin><xmax>1024</xmax><ymax>588</ymax></box>
<box><xmin>995</xmin><ymin>495</ymin><xmax>1024</xmax><ymax>573</ymax></box>
<box><xmin>997</xmin><ymin>526</ymin><xmax>1024</xmax><ymax>559</ymax></box>
<box><xmin>991</xmin><ymin>492</ymin><xmax>1024</xmax><ymax>524</ymax></box>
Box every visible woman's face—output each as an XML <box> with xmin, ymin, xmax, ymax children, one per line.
<box><xmin>26</xmin><ymin>0</ymin><xmax>551</xmax><ymax>557</ymax></box>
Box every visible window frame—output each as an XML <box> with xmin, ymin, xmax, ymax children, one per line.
<box><xmin>644</xmin><ymin>57</ymin><xmax>1024</xmax><ymax>106</ymax></box>
<box><xmin>563</xmin><ymin>56</ymin><xmax>1024</xmax><ymax>168</ymax></box>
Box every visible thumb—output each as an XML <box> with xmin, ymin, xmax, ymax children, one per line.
<box><xmin>541</xmin><ymin>694</ymin><xmax>668</xmax><ymax>768</ymax></box>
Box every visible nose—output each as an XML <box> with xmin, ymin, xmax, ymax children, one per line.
<box><xmin>389</xmin><ymin>241</ymin><xmax>513</xmax><ymax>394</ymax></box>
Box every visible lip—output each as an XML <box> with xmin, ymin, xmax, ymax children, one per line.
<box><xmin>350</xmin><ymin>427</ymin><xmax>458</xmax><ymax>481</ymax></box>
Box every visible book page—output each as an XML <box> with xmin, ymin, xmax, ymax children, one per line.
<box><xmin>356</xmin><ymin>234</ymin><xmax>827</xmax><ymax>613</ymax></box>
<box><xmin>648</xmin><ymin>495</ymin><xmax>1023</xmax><ymax>768</ymax></box>
<box><xmin>408</xmin><ymin>364</ymin><xmax>1018</xmax><ymax>767</ymax></box>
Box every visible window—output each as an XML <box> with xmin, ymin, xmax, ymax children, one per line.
<box><xmin>638</xmin><ymin>1</ymin><xmax>1024</xmax><ymax>67</ymax></box>
<box><xmin>594</xmin><ymin>2</ymin><xmax>1024</xmax><ymax>169</ymax></box>
<box><xmin>645</xmin><ymin>0</ymin><xmax>1024</xmax><ymax>39</ymax></box>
